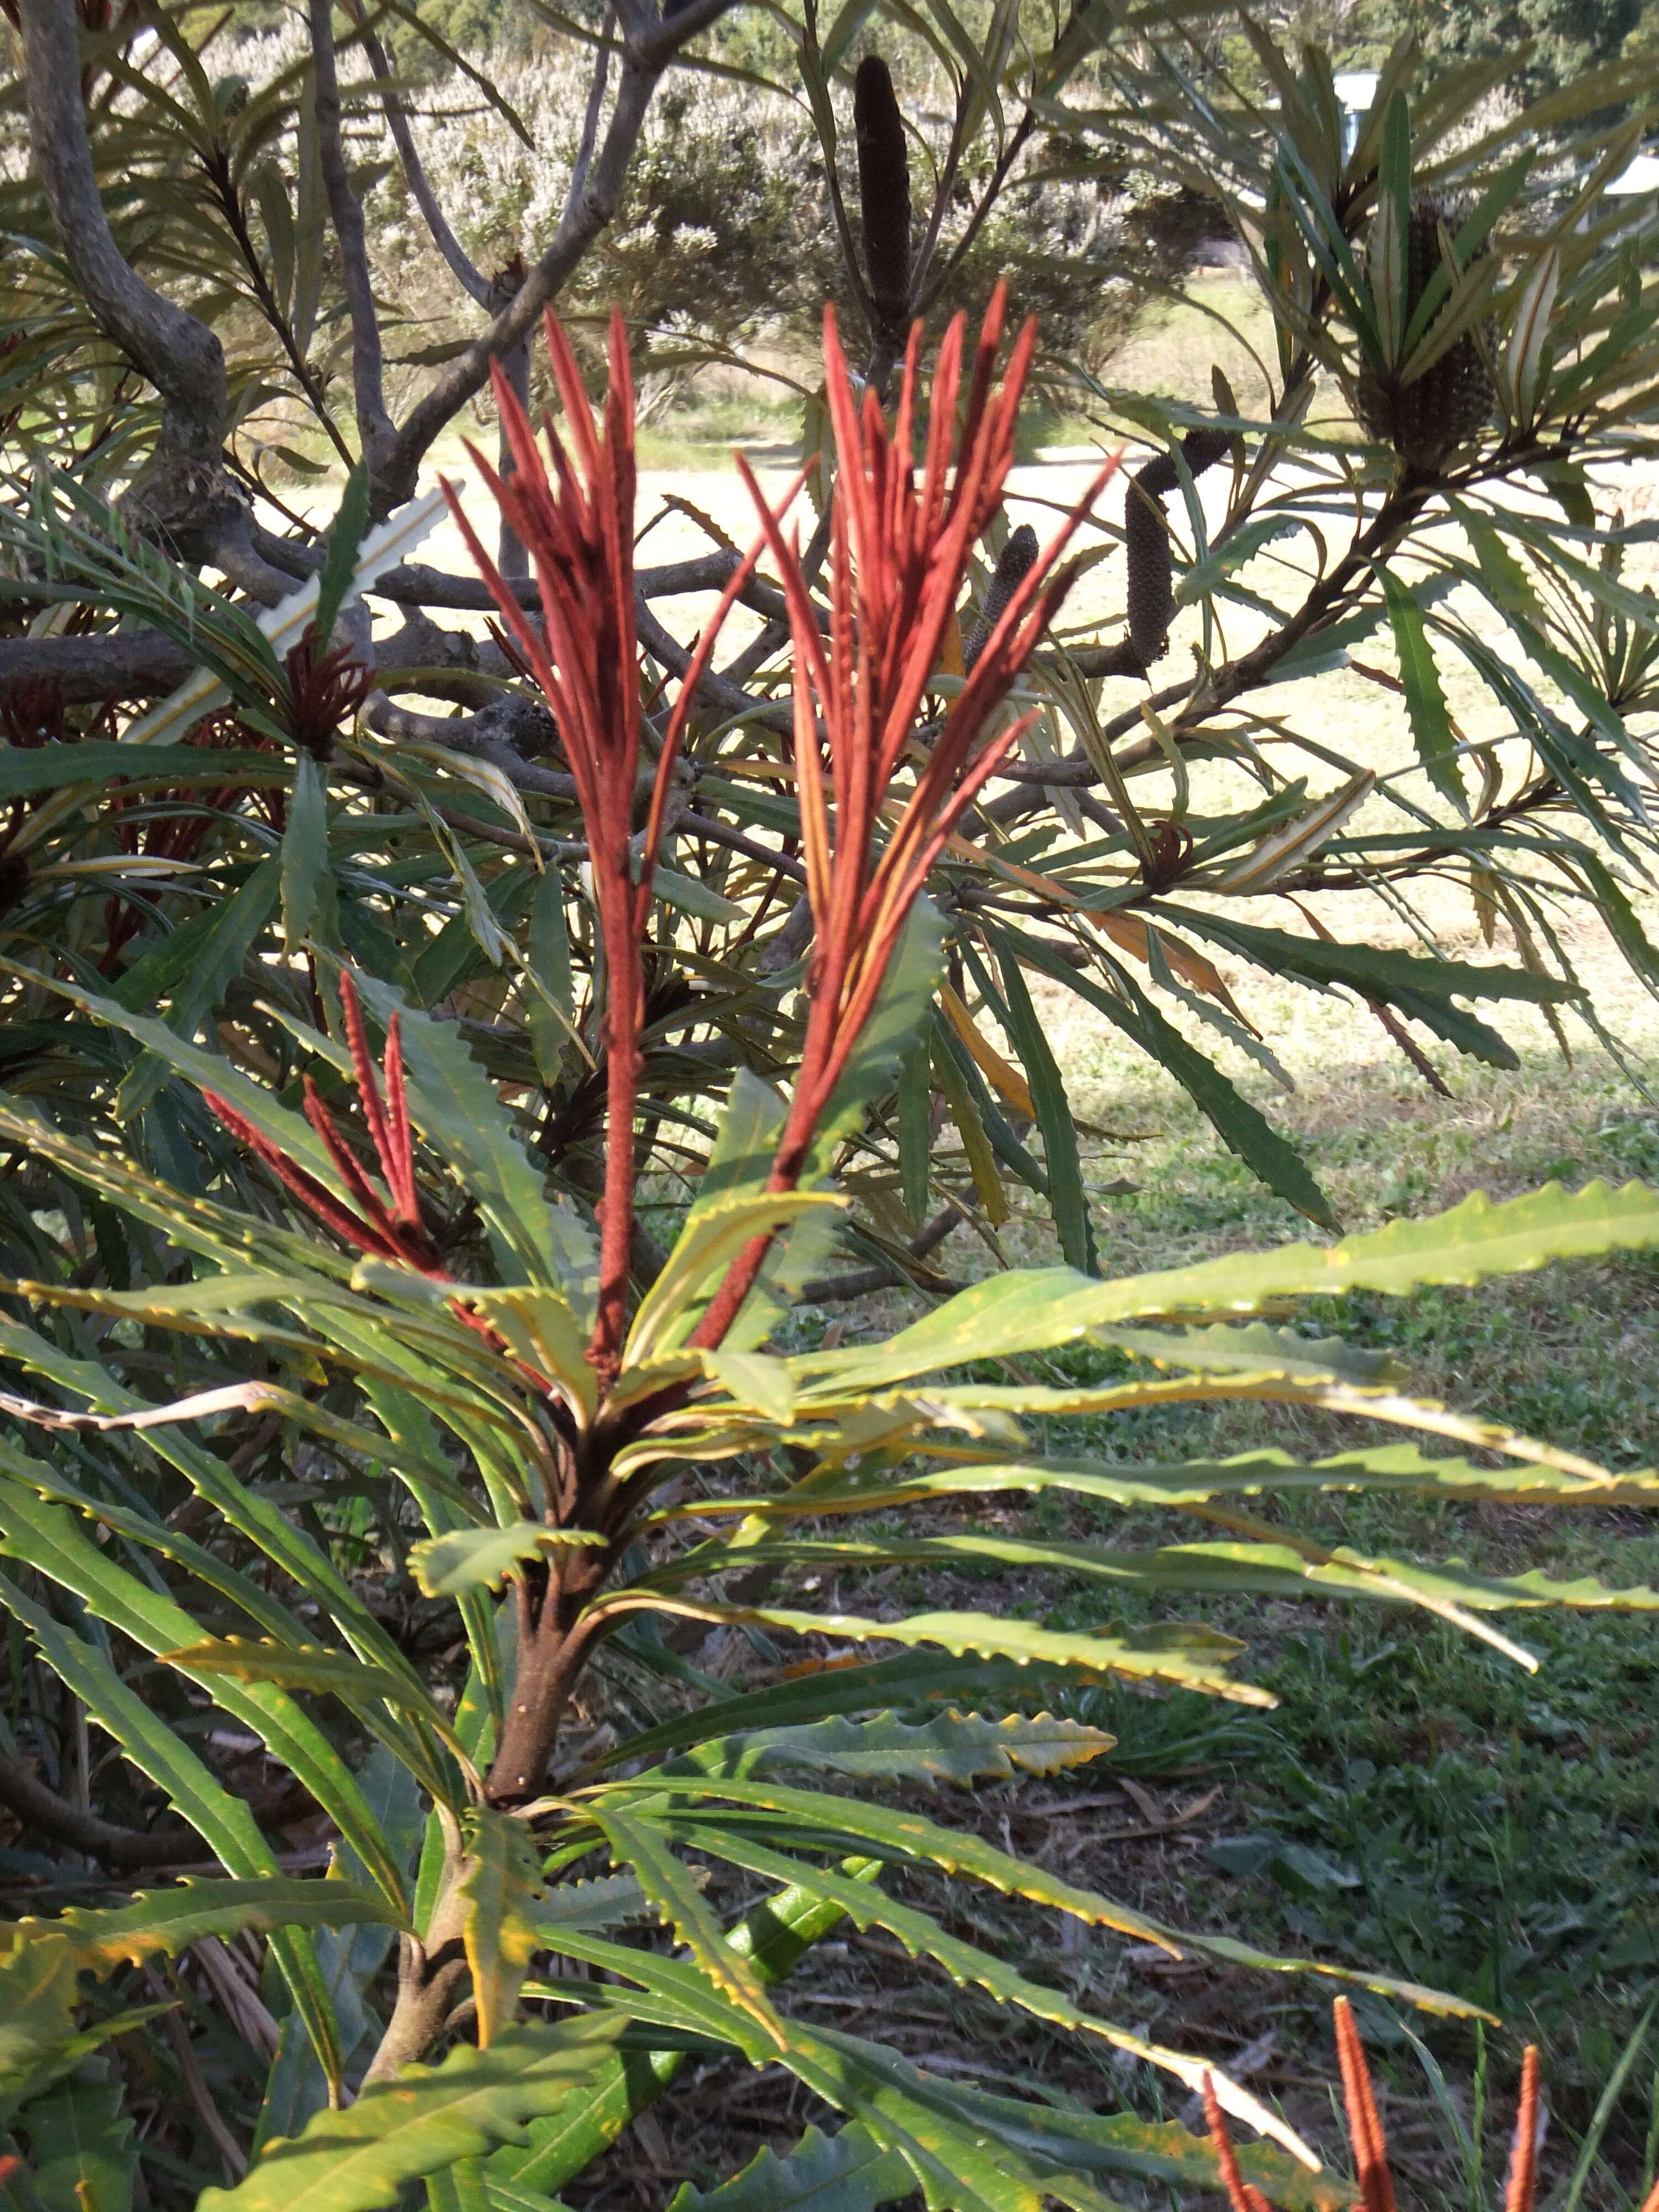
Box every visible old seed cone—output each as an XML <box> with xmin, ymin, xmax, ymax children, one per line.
<box><xmin>1357</xmin><ymin>192</ymin><xmax>1494</xmax><ymax>472</ymax></box>
<box><xmin>855</xmin><ymin>55</ymin><xmax>912</xmax><ymax>346</ymax></box>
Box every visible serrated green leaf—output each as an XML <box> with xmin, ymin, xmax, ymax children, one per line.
<box><xmin>1381</xmin><ymin>571</ymin><xmax>1463</xmax><ymax>815</ymax></box>
<box><xmin>589</xmin><ymin>1804</ymin><xmax>785</xmax><ymax>2048</ymax></box>
<box><xmin>790</xmin><ymin>1179</ymin><xmax>1659</xmax><ymax>1387</ymax></box>
<box><xmin>1099</xmin><ymin>1321</ymin><xmax>1404</xmax><ymax>1385</ymax></box>
<box><xmin>284</xmin><ymin>752</ymin><xmax>338</xmax><ymax>955</ymax></box>
<box><xmin>0</xmin><ymin>1879</ymin><xmax>405</xmax><ymax>1973</ymax></box>
<box><xmin>928</xmin><ymin>2079</ymin><xmax>1347</xmax><ymax>2209</ymax></box>
<box><xmin>589</xmin><ymin>1655</ymin><xmax>1108</xmax><ymax>1774</ymax></box>
<box><xmin>410</xmin><ymin>1522</ymin><xmax>605</xmax><ymax>1599</ymax></box>
<box><xmin>991</xmin><ymin>932</ymin><xmax>1095</xmax><ymax>1272</ymax></box>
<box><xmin>815</xmin><ymin>899</ymin><xmax>948</xmax><ymax>1158</ymax></box>
<box><xmin>667</xmin><ymin>1709</ymin><xmax>1115</xmax><ymax>1786</ymax></box>
<box><xmin>493</xmin><ymin>1874</ymin><xmax>852</xmax><ymax>2193</ymax></box>
<box><xmin>461</xmin><ymin>1808</ymin><xmax>548</xmax><ymax>2048</ymax></box>
<box><xmin>623</xmin><ymin>1190</ymin><xmax>845</xmax><ymax>1367</ymax></box>
<box><xmin>670</xmin><ymin>2123</ymin><xmax>912</xmax><ymax>2212</ymax></box>
<box><xmin>316</xmin><ymin>465</ymin><xmax>371</xmax><ymax>643</ymax></box>
<box><xmin>24</xmin><ymin>2067</ymin><xmax>137</xmax><ymax>2212</ymax></box>
<box><xmin>0</xmin><ymin>743</ymin><xmax>293</xmax><ymax>802</ymax></box>
<box><xmin>197</xmin><ymin>2017</ymin><xmax>627</xmax><ymax>2212</ymax></box>
<box><xmin>0</xmin><ymin>1945</ymin><xmax>174</xmax><ymax>2111</ymax></box>
<box><xmin>995</xmin><ymin>931</ymin><xmax>1335</xmax><ymax>1228</ymax></box>
<box><xmin>530</xmin><ymin>1875</ymin><xmax>648</xmax><ymax>1933</ymax></box>
<box><xmin>607</xmin><ymin>1599</ymin><xmax>1267</xmax><ymax>1704</ymax></box>
<box><xmin>161</xmin><ymin>1636</ymin><xmax>451</xmax><ymax>1733</ymax></box>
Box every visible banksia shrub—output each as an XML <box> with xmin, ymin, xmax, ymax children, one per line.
<box><xmin>1357</xmin><ymin>192</ymin><xmax>1495</xmax><ymax>473</ymax></box>
<box><xmin>1124</xmin><ymin>424</ymin><xmax>1232</xmax><ymax>667</ymax></box>
<box><xmin>854</xmin><ymin>54</ymin><xmax>911</xmax><ymax>351</ymax></box>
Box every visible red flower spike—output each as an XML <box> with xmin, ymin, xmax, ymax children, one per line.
<box><xmin>1332</xmin><ymin>1997</ymin><xmax>1397</xmax><ymax>2212</ymax></box>
<box><xmin>205</xmin><ymin>974</ymin><xmax>439</xmax><ymax>1273</ymax></box>
<box><xmin>1504</xmin><ymin>2048</ymin><xmax>1542</xmax><ymax>2212</ymax></box>
<box><xmin>203</xmin><ymin>1089</ymin><xmax>404</xmax><ymax>1262</ymax></box>
<box><xmin>1640</xmin><ymin>2180</ymin><xmax>1659</xmax><ymax>2212</ymax></box>
<box><xmin>302</xmin><ymin>1074</ymin><xmax>393</xmax><ymax>1229</ymax></box>
<box><xmin>382</xmin><ymin>1013</ymin><xmax>419</xmax><ymax>1227</ymax></box>
<box><xmin>688</xmin><ymin>290</ymin><xmax>1119</xmax><ymax>1350</ymax></box>
<box><xmin>442</xmin><ymin>307</ymin><xmax>779</xmax><ymax>1389</ymax></box>
<box><xmin>1199</xmin><ymin>2074</ymin><xmax>1271</xmax><ymax>2212</ymax></box>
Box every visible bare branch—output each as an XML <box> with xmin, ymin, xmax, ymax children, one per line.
<box><xmin>495</xmin><ymin>333</ymin><xmax>533</xmax><ymax>581</ymax></box>
<box><xmin>0</xmin><ymin>632</ymin><xmax>195</xmax><ymax>701</ymax></box>
<box><xmin>345</xmin><ymin>1</ymin><xmax>493</xmax><ymax>309</ymax></box>
<box><xmin>16</xmin><ymin>0</ymin><xmax>229</xmax><ymax>540</ymax></box>
<box><xmin>377</xmin><ymin>53</ymin><xmax>661</xmax><ymax>510</ymax></box>
<box><xmin>364</xmin><ymin>691</ymin><xmax>576</xmax><ymax>799</ymax></box>
<box><xmin>796</xmin><ymin>1206</ymin><xmax>967</xmax><ymax>1304</ymax></box>
<box><xmin>634</xmin><ymin>593</ymin><xmax>791</xmax><ymax>733</ymax></box>
<box><xmin>568</xmin><ymin>7</ymin><xmax>615</xmax><ymax>216</ymax></box>
<box><xmin>631</xmin><ymin>0</ymin><xmax>747</xmax><ymax>66</ymax></box>
<box><xmin>0</xmin><ymin>1751</ymin><xmax>275</xmax><ymax>1870</ymax></box>
<box><xmin>309</xmin><ymin>0</ymin><xmax>397</xmax><ymax>472</ymax></box>
<box><xmin>680</xmin><ymin>810</ymin><xmax>806</xmax><ymax>880</ymax></box>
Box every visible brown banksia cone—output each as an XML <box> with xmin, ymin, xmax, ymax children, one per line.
<box><xmin>855</xmin><ymin>55</ymin><xmax>911</xmax><ymax>348</ymax></box>
<box><xmin>1357</xmin><ymin>193</ymin><xmax>1494</xmax><ymax>473</ymax></box>
<box><xmin>964</xmin><ymin>524</ymin><xmax>1039</xmax><ymax>674</ymax></box>
<box><xmin>1125</xmin><ymin>425</ymin><xmax>1232</xmax><ymax>670</ymax></box>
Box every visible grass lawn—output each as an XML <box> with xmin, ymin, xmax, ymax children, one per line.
<box><xmin>760</xmin><ymin>959</ymin><xmax>1659</xmax><ymax>2211</ymax></box>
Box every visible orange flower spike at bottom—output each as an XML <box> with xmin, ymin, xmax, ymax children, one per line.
<box><xmin>1504</xmin><ymin>2048</ymin><xmax>1542</xmax><ymax>2212</ymax></box>
<box><xmin>1333</xmin><ymin>1997</ymin><xmax>1398</xmax><ymax>2212</ymax></box>
<box><xmin>1199</xmin><ymin>2073</ymin><xmax>1272</xmax><ymax>2212</ymax></box>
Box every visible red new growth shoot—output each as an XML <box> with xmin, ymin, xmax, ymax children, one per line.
<box><xmin>450</xmin><ymin>295</ymin><xmax>1114</xmax><ymax>1381</ymax></box>
<box><xmin>442</xmin><ymin>308</ymin><xmax>769</xmax><ymax>1389</ymax></box>
<box><xmin>690</xmin><ymin>288</ymin><xmax>1120</xmax><ymax>1346</ymax></box>
<box><xmin>1333</xmin><ymin>1997</ymin><xmax>1398</xmax><ymax>2212</ymax></box>
<box><xmin>205</xmin><ymin>973</ymin><xmax>435</xmax><ymax>1272</ymax></box>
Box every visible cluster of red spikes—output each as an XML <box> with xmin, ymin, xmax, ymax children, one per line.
<box><xmin>443</xmin><ymin>309</ymin><xmax>771</xmax><ymax>1386</ymax></box>
<box><xmin>687</xmin><ymin>291</ymin><xmax>1119</xmax><ymax>1348</ymax></box>
<box><xmin>739</xmin><ymin>290</ymin><xmax>1119</xmax><ymax>1195</ymax></box>
<box><xmin>439</xmin><ymin>290</ymin><xmax>1115</xmax><ymax>1381</ymax></box>
<box><xmin>205</xmin><ymin>972</ymin><xmax>439</xmax><ymax>1276</ymax></box>
<box><xmin>1201</xmin><ymin>2000</ymin><xmax>1571</xmax><ymax>2212</ymax></box>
